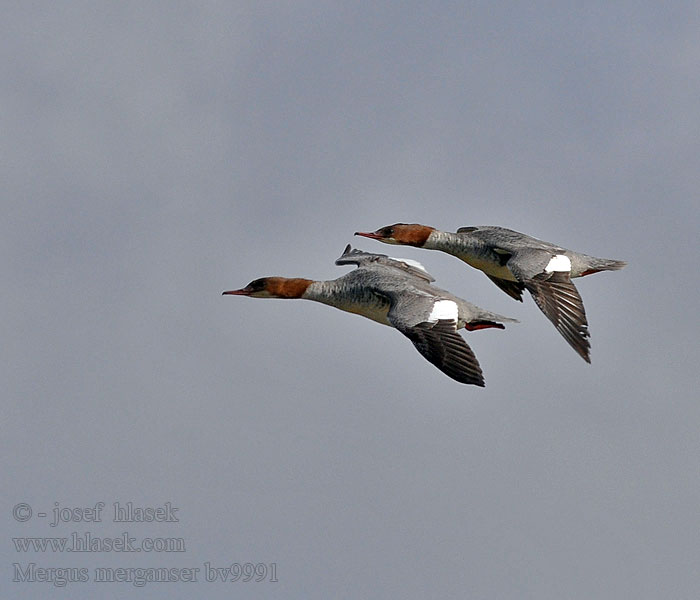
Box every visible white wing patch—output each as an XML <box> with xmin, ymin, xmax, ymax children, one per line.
<box><xmin>545</xmin><ymin>254</ymin><xmax>572</xmax><ymax>273</ymax></box>
<box><xmin>389</xmin><ymin>257</ymin><xmax>428</xmax><ymax>273</ymax></box>
<box><xmin>428</xmin><ymin>299</ymin><xmax>458</xmax><ymax>322</ymax></box>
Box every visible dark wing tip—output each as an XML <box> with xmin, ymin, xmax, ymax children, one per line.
<box><xmin>525</xmin><ymin>273</ymin><xmax>591</xmax><ymax>362</ymax></box>
<box><xmin>401</xmin><ymin>319</ymin><xmax>486</xmax><ymax>386</ymax></box>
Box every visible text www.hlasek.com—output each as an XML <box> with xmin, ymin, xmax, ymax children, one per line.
<box><xmin>13</xmin><ymin>532</ymin><xmax>185</xmax><ymax>553</ymax></box>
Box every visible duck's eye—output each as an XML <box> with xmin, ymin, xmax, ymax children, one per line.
<box><xmin>250</xmin><ymin>278</ymin><xmax>268</xmax><ymax>291</ymax></box>
<box><xmin>382</xmin><ymin>227</ymin><xmax>394</xmax><ymax>236</ymax></box>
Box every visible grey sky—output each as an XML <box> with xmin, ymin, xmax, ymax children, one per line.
<box><xmin>3</xmin><ymin>2</ymin><xmax>699</xmax><ymax>598</ymax></box>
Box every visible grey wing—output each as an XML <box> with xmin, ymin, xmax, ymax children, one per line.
<box><xmin>335</xmin><ymin>244</ymin><xmax>386</xmax><ymax>267</ymax></box>
<box><xmin>505</xmin><ymin>248</ymin><xmax>557</xmax><ymax>280</ymax></box>
<box><xmin>508</xmin><ymin>250</ymin><xmax>590</xmax><ymax>362</ymax></box>
<box><xmin>387</xmin><ymin>294</ymin><xmax>485</xmax><ymax>386</ymax></box>
<box><xmin>335</xmin><ymin>245</ymin><xmax>435</xmax><ymax>282</ymax></box>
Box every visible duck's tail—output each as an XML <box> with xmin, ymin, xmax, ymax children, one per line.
<box><xmin>580</xmin><ymin>257</ymin><xmax>627</xmax><ymax>276</ymax></box>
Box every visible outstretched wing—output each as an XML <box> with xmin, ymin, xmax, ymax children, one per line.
<box><xmin>399</xmin><ymin>319</ymin><xmax>485</xmax><ymax>386</ymax></box>
<box><xmin>335</xmin><ymin>245</ymin><xmax>435</xmax><ymax>282</ymax></box>
<box><xmin>387</xmin><ymin>293</ymin><xmax>485</xmax><ymax>386</ymax></box>
<box><xmin>507</xmin><ymin>249</ymin><xmax>590</xmax><ymax>362</ymax></box>
<box><xmin>524</xmin><ymin>272</ymin><xmax>590</xmax><ymax>362</ymax></box>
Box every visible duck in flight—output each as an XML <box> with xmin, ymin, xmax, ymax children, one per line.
<box><xmin>356</xmin><ymin>224</ymin><xmax>626</xmax><ymax>362</ymax></box>
<box><xmin>223</xmin><ymin>245</ymin><xmax>517</xmax><ymax>386</ymax></box>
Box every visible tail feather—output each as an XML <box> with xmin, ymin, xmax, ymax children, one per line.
<box><xmin>580</xmin><ymin>258</ymin><xmax>627</xmax><ymax>276</ymax></box>
<box><xmin>600</xmin><ymin>259</ymin><xmax>627</xmax><ymax>271</ymax></box>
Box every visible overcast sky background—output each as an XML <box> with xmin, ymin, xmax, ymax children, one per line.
<box><xmin>3</xmin><ymin>2</ymin><xmax>699</xmax><ymax>598</ymax></box>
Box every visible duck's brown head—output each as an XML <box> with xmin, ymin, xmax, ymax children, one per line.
<box><xmin>223</xmin><ymin>277</ymin><xmax>313</xmax><ymax>299</ymax></box>
<box><xmin>355</xmin><ymin>223</ymin><xmax>435</xmax><ymax>247</ymax></box>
